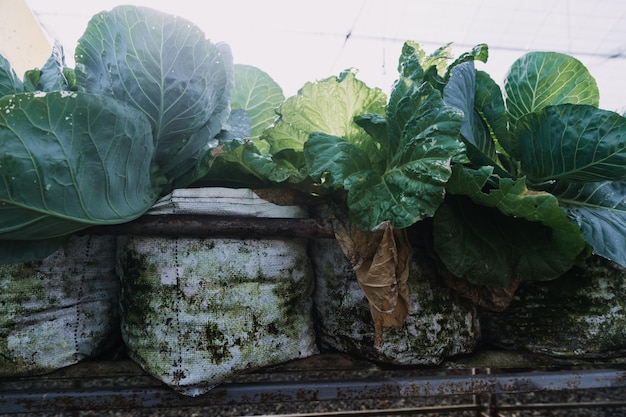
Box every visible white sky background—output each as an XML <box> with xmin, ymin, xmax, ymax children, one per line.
<box><xmin>25</xmin><ymin>0</ymin><xmax>626</xmax><ymax>112</ymax></box>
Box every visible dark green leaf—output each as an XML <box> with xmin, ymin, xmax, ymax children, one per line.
<box><xmin>75</xmin><ymin>5</ymin><xmax>233</xmax><ymax>185</ymax></box>
<box><xmin>443</xmin><ymin>61</ymin><xmax>498</xmax><ymax>166</ymax></box>
<box><xmin>339</xmin><ymin>83</ymin><xmax>464</xmax><ymax>230</ymax></box>
<box><xmin>446</xmin><ymin>164</ymin><xmax>586</xmax><ymax>261</ymax></box>
<box><xmin>253</xmin><ymin>49</ymin><xmax>464</xmax><ymax>231</ymax></box>
<box><xmin>388</xmin><ymin>43</ymin><xmax>429</xmax><ymax>144</ymax></box>
<box><xmin>387</xmin><ymin>81</ymin><xmax>463</xmax><ymax>167</ymax></box>
<box><xmin>434</xmin><ymin>196</ymin><xmax>578</xmax><ymax>286</ymax></box>
<box><xmin>474</xmin><ymin>70</ymin><xmax>511</xmax><ymax>158</ymax></box>
<box><xmin>515</xmin><ymin>105</ymin><xmax>626</xmax><ymax>183</ymax></box>
<box><xmin>551</xmin><ymin>180</ymin><xmax>626</xmax><ymax>267</ymax></box>
<box><xmin>305</xmin><ymin>133</ymin><xmax>372</xmax><ymax>188</ymax></box>
<box><xmin>354</xmin><ymin>113</ymin><xmax>387</xmax><ymax>145</ymax></box>
<box><xmin>387</xmin><ymin>41</ymin><xmax>442</xmax><ymax>142</ymax></box>
<box><xmin>394</xmin><ymin>83</ymin><xmax>464</xmax><ymax>163</ymax></box>
<box><xmin>396</xmin><ymin>41</ymin><xmax>427</xmax><ymax>82</ymax></box>
<box><xmin>345</xmin><ymin>157</ymin><xmax>449</xmax><ymax>230</ymax></box>
<box><xmin>0</xmin><ymin>91</ymin><xmax>158</xmax><ymax>239</ymax></box>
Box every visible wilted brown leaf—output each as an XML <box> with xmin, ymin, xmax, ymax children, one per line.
<box><xmin>332</xmin><ymin>217</ymin><xmax>411</xmax><ymax>348</ymax></box>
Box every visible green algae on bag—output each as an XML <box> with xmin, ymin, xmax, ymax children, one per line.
<box><xmin>117</xmin><ymin>235</ymin><xmax>317</xmax><ymax>396</ymax></box>
<box><xmin>0</xmin><ymin>236</ymin><xmax>120</xmax><ymax>376</ymax></box>
<box><xmin>310</xmin><ymin>237</ymin><xmax>480</xmax><ymax>365</ymax></box>
<box><xmin>481</xmin><ymin>256</ymin><xmax>626</xmax><ymax>358</ymax></box>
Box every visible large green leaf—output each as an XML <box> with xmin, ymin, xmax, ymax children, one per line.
<box><xmin>231</xmin><ymin>64</ymin><xmax>284</xmax><ymax>137</ymax></box>
<box><xmin>386</xmin><ymin>82</ymin><xmax>464</xmax><ymax>168</ymax></box>
<box><xmin>515</xmin><ymin>105</ymin><xmax>626</xmax><ymax>183</ymax></box>
<box><xmin>0</xmin><ymin>91</ymin><xmax>158</xmax><ymax>240</ymax></box>
<box><xmin>384</xmin><ymin>41</ymin><xmax>446</xmax><ymax>157</ymax></box>
<box><xmin>343</xmin><ymin>150</ymin><xmax>453</xmax><ymax>231</ymax></box>
<box><xmin>304</xmin><ymin>133</ymin><xmax>373</xmax><ymax>188</ymax></box>
<box><xmin>75</xmin><ymin>5</ymin><xmax>233</xmax><ymax>185</ymax></box>
<box><xmin>474</xmin><ymin>70</ymin><xmax>511</xmax><ymax>158</ymax></box>
<box><xmin>434</xmin><ymin>195</ymin><xmax>579</xmax><ymax>286</ymax></box>
<box><xmin>437</xmin><ymin>163</ymin><xmax>585</xmax><ymax>286</ymax></box>
<box><xmin>306</xmin><ymin>82</ymin><xmax>464</xmax><ymax>230</ymax></box>
<box><xmin>387</xmin><ymin>42</ymin><xmax>431</xmax><ymax>155</ymax></box>
<box><xmin>443</xmin><ymin>61</ymin><xmax>498</xmax><ymax>166</ymax></box>
<box><xmin>445</xmin><ymin>165</ymin><xmax>586</xmax><ymax>261</ymax></box>
<box><xmin>504</xmin><ymin>51</ymin><xmax>599</xmax><ymax>128</ymax></box>
<box><xmin>390</xmin><ymin>83</ymin><xmax>464</xmax><ymax>167</ymax></box>
<box><xmin>551</xmin><ymin>180</ymin><xmax>626</xmax><ymax>267</ymax></box>
<box><xmin>263</xmin><ymin>70</ymin><xmax>387</xmax><ymax>155</ymax></box>
<box><xmin>389</xmin><ymin>43</ymin><xmax>486</xmax><ymax>160</ymax></box>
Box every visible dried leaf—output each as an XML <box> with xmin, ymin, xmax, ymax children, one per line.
<box><xmin>332</xmin><ymin>216</ymin><xmax>411</xmax><ymax>348</ymax></box>
<box><xmin>332</xmin><ymin>215</ymin><xmax>385</xmax><ymax>269</ymax></box>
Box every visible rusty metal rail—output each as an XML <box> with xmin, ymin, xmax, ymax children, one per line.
<box><xmin>82</xmin><ymin>214</ymin><xmax>336</xmax><ymax>239</ymax></box>
<box><xmin>2</xmin><ymin>357</ymin><xmax>626</xmax><ymax>415</ymax></box>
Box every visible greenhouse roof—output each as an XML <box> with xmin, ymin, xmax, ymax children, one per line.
<box><xmin>23</xmin><ymin>0</ymin><xmax>626</xmax><ymax>112</ymax></box>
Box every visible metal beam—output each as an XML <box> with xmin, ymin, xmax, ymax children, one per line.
<box><xmin>2</xmin><ymin>369</ymin><xmax>626</xmax><ymax>414</ymax></box>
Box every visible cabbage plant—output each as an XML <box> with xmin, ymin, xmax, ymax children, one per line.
<box><xmin>211</xmin><ymin>42</ymin><xmax>626</xmax><ymax>293</ymax></box>
<box><xmin>210</xmin><ymin>42</ymin><xmax>487</xmax><ymax>230</ymax></box>
<box><xmin>438</xmin><ymin>52</ymin><xmax>626</xmax><ymax>287</ymax></box>
<box><xmin>0</xmin><ymin>5</ymin><xmax>233</xmax><ymax>263</ymax></box>
<box><xmin>202</xmin><ymin>43</ymin><xmax>488</xmax><ymax>340</ymax></box>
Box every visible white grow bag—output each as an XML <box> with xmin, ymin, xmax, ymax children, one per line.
<box><xmin>0</xmin><ymin>235</ymin><xmax>119</xmax><ymax>376</ymax></box>
<box><xmin>310</xmin><ymin>237</ymin><xmax>480</xmax><ymax>365</ymax></box>
<box><xmin>116</xmin><ymin>188</ymin><xmax>318</xmax><ymax>396</ymax></box>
